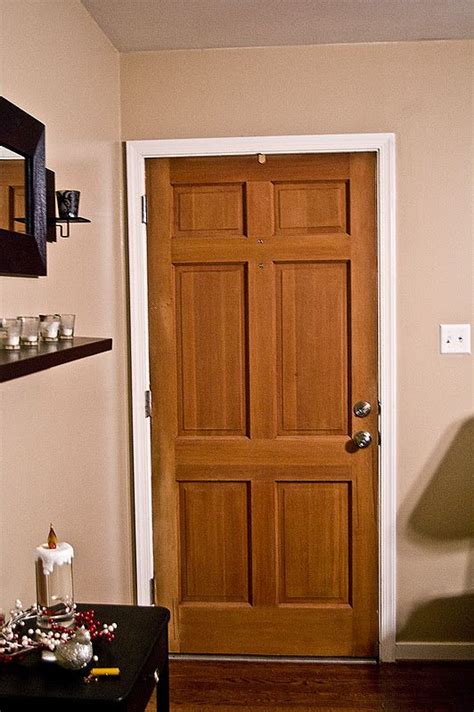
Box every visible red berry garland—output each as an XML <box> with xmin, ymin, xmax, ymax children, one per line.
<box><xmin>0</xmin><ymin>603</ymin><xmax>117</xmax><ymax>663</ymax></box>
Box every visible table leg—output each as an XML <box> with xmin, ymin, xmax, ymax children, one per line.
<box><xmin>156</xmin><ymin>656</ymin><xmax>170</xmax><ymax>712</ymax></box>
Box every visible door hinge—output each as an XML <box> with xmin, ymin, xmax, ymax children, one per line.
<box><xmin>149</xmin><ymin>576</ymin><xmax>155</xmax><ymax>605</ymax></box>
<box><xmin>141</xmin><ymin>194</ymin><xmax>147</xmax><ymax>225</ymax></box>
<box><xmin>377</xmin><ymin>400</ymin><xmax>381</xmax><ymax>445</ymax></box>
<box><xmin>145</xmin><ymin>389</ymin><xmax>152</xmax><ymax>418</ymax></box>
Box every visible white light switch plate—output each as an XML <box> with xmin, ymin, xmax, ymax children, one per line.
<box><xmin>440</xmin><ymin>324</ymin><xmax>471</xmax><ymax>354</ymax></box>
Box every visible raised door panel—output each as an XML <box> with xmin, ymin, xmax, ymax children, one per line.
<box><xmin>277</xmin><ymin>481</ymin><xmax>350</xmax><ymax>604</ymax></box>
<box><xmin>175</xmin><ymin>264</ymin><xmax>248</xmax><ymax>437</ymax></box>
<box><xmin>276</xmin><ymin>261</ymin><xmax>349</xmax><ymax>436</ymax></box>
<box><xmin>173</xmin><ymin>183</ymin><xmax>246</xmax><ymax>239</ymax></box>
<box><xmin>179</xmin><ymin>481</ymin><xmax>251</xmax><ymax>603</ymax></box>
<box><xmin>274</xmin><ymin>181</ymin><xmax>348</xmax><ymax>236</ymax></box>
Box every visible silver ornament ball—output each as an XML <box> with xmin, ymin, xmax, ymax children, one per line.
<box><xmin>55</xmin><ymin>628</ymin><xmax>93</xmax><ymax>670</ymax></box>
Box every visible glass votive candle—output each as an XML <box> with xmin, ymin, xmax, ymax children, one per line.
<box><xmin>18</xmin><ymin>316</ymin><xmax>40</xmax><ymax>347</ymax></box>
<box><xmin>1</xmin><ymin>318</ymin><xmax>21</xmax><ymax>350</ymax></box>
<box><xmin>59</xmin><ymin>314</ymin><xmax>75</xmax><ymax>340</ymax></box>
<box><xmin>39</xmin><ymin>315</ymin><xmax>60</xmax><ymax>342</ymax></box>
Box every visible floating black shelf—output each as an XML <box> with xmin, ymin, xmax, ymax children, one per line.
<box><xmin>0</xmin><ymin>337</ymin><xmax>112</xmax><ymax>382</ymax></box>
<box><xmin>15</xmin><ymin>216</ymin><xmax>91</xmax><ymax>238</ymax></box>
<box><xmin>15</xmin><ymin>217</ymin><xmax>91</xmax><ymax>224</ymax></box>
<box><xmin>54</xmin><ymin>217</ymin><xmax>91</xmax><ymax>224</ymax></box>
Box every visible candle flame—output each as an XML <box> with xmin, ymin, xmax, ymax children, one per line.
<box><xmin>47</xmin><ymin>523</ymin><xmax>58</xmax><ymax>549</ymax></box>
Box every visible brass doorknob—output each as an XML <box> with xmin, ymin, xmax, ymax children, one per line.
<box><xmin>353</xmin><ymin>431</ymin><xmax>372</xmax><ymax>449</ymax></box>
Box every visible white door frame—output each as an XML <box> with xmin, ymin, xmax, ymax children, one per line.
<box><xmin>126</xmin><ymin>133</ymin><xmax>397</xmax><ymax>662</ymax></box>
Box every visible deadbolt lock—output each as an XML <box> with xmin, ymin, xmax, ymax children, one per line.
<box><xmin>353</xmin><ymin>400</ymin><xmax>372</xmax><ymax>418</ymax></box>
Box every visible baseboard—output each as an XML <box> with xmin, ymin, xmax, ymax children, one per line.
<box><xmin>395</xmin><ymin>642</ymin><xmax>474</xmax><ymax>661</ymax></box>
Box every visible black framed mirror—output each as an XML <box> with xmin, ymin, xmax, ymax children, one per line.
<box><xmin>0</xmin><ymin>97</ymin><xmax>47</xmax><ymax>276</ymax></box>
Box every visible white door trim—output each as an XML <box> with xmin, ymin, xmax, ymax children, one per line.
<box><xmin>126</xmin><ymin>133</ymin><xmax>397</xmax><ymax>662</ymax></box>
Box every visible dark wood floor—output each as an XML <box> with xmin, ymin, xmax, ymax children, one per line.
<box><xmin>148</xmin><ymin>659</ymin><xmax>474</xmax><ymax>712</ymax></box>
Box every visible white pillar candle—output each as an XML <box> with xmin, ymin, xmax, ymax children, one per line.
<box><xmin>36</xmin><ymin>542</ymin><xmax>74</xmax><ymax>575</ymax></box>
<box><xmin>35</xmin><ymin>527</ymin><xmax>75</xmax><ymax>629</ymax></box>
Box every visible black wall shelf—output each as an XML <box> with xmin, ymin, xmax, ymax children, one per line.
<box><xmin>0</xmin><ymin>337</ymin><xmax>112</xmax><ymax>382</ymax></box>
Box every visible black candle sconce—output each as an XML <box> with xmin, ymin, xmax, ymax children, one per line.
<box><xmin>14</xmin><ymin>169</ymin><xmax>91</xmax><ymax>241</ymax></box>
<box><xmin>54</xmin><ymin>189</ymin><xmax>91</xmax><ymax>238</ymax></box>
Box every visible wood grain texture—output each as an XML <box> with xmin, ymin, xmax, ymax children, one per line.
<box><xmin>276</xmin><ymin>261</ymin><xmax>348</xmax><ymax>435</ymax></box>
<box><xmin>175</xmin><ymin>264</ymin><xmax>248</xmax><ymax>436</ymax></box>
<box><xmin>274</xmin><ymin>181</ymin><xmax>347</xmax><ymax>235</ymax></box>
<box><xmin>147</xmin><ymin>152</ymin><xmax>378</xmax><ymax>656</ymax></box>
<box><xmin>277</xmin><ymin>482</ymin><xmax>350</xmax><ymax>603</ymax></box>
<box><xmin>146</xmin><ymin>158</ymin><xmax>181</xmax><ymax>649</ymax></box>
<box><xmin>146</xmin><ymin>660</ymin><xmax>474</xmax><ymax>712</ymax></box>
<box><xmin>173</xmin><ymin>183</ymin><xmax>245</xmax><ymax>239</ymax></box>
<box><xmin>179</xmin><ymin>481</ymin><xmax>250</xmax><ymax>602</ymax></box>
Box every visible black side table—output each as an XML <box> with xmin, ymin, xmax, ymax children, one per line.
<box><xmin>0</xmin><ymin>603</ymin><xmax>170</xmax><ymax>711</ymax></box>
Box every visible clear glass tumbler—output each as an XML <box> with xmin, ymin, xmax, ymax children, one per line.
<box><xmin>19</xmin><ymin>316</ymin><xmax>40</xmax><ymax>347</ymax></box>
<box><xmin>0</xmin><ymin>318</ymin><xmax>21</xmax><ymax>350</ymax></box>
<box><xmin>59</xmin><ymin>314</ymin><xmax>76</xmax><ymax>340</ymax></box>
<box><xmin>39</xmin><ymin>315</ymin><xmax>61</xmax><ymax>342</ymax></box>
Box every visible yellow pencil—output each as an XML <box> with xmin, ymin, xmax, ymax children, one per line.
<box><xmin>89</xmin><ymin>667</ymin><xmax>120</xmax><ymax>677</ymax></box>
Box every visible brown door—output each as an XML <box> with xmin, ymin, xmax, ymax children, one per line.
<box><xmin>146</xmin><ymin>152</ymin><xmax>378</xmax><ymax>657</ymax></box>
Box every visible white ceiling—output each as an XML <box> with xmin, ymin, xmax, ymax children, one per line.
<box><xmin>81</xmin><ymin>0</ymin><xmax>474</xmax><ymax>53</ymax></box>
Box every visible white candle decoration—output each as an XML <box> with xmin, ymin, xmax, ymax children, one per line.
<box><xmin>36</xmin><ymin>542</ymin><xmax>74</xmax><ymax>576</ymax></box>
<box><xmin>35</xmin><ymin>528</ymin><xmax>75</xmax><ymax>630</ymax></box>
<box><xmin>59</xmin><ymin>314</ymin><xmax>76</xmax><ymax>339</ymax></box>
<box><xmin>41</xmin><ymin>322</ymin><xmax>59</xmax><ymax>339</ymax></box>
<box><xmin>1</xmin><ymin>319</ymin><xmax>22</xmax><ymax>349</ymax></box>
<box><xmin>46</xmin><ymin>324</ymin><xmax>58</xmax><ymax>337</ymax></box>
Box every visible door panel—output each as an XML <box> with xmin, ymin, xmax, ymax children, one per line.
<box><xmin>146</xmin><ymin>152</ymin><xmax>378</xmax><ymax>657</ymax></box>
<box><xmin>175</xmin><ymin>263</ymin><xmax>248</xmax><ymax>437</ymax></box>
<box><xmin>179</xmin><ymin>481</ymin><xmax>251</xmax><ymax>603</ymax></box>
<box><xmin>274</xmin><ymin>181</ymin><xmax>348</xmax><ymax>235</ymax></box>
<box><xmin>276</xmin><ymin>261</ymin><xmax>349</xmax><ymax>435</ymax></box>
<box><xmin>173</xmin><ymin>183</ymin><xmax>246</xmax><ymax>239</ymax></box>
<box><xmin>277</xmin><ymin>481</ymin><xmax>350</xmax><ymax>605</ymax></box>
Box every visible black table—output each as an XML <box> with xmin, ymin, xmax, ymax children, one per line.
<box><xmin>0</xmin><ymin>604</ymin><xmax>170</xmax><ymax>711</ymax></box>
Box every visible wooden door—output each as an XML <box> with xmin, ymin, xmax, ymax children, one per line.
<box><xmin>146</xmin><ymin>153</ymin><xmax>378</xmax><ymax>657</ymax></box>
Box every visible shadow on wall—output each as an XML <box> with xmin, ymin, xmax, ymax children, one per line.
<box><xmin>400</xmin><ymin>417</ymin><xmax>474</xmax><ymax>642</ymax></box>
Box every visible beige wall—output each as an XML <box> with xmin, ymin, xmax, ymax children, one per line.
<box><xmin>0</xmin><ymin>1</ymin><xmax>134</xmax><ymax>610</ymax></box>
<box><xmin>121</xmin><ymin>41</ymin><xmax>473</xmax><ymax>642</ymax></box>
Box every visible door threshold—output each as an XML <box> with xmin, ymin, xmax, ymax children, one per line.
<box><xmin>170</xmin><ymin>654</ymin><xmax>377</xmax><ymax>664</ymax></box>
